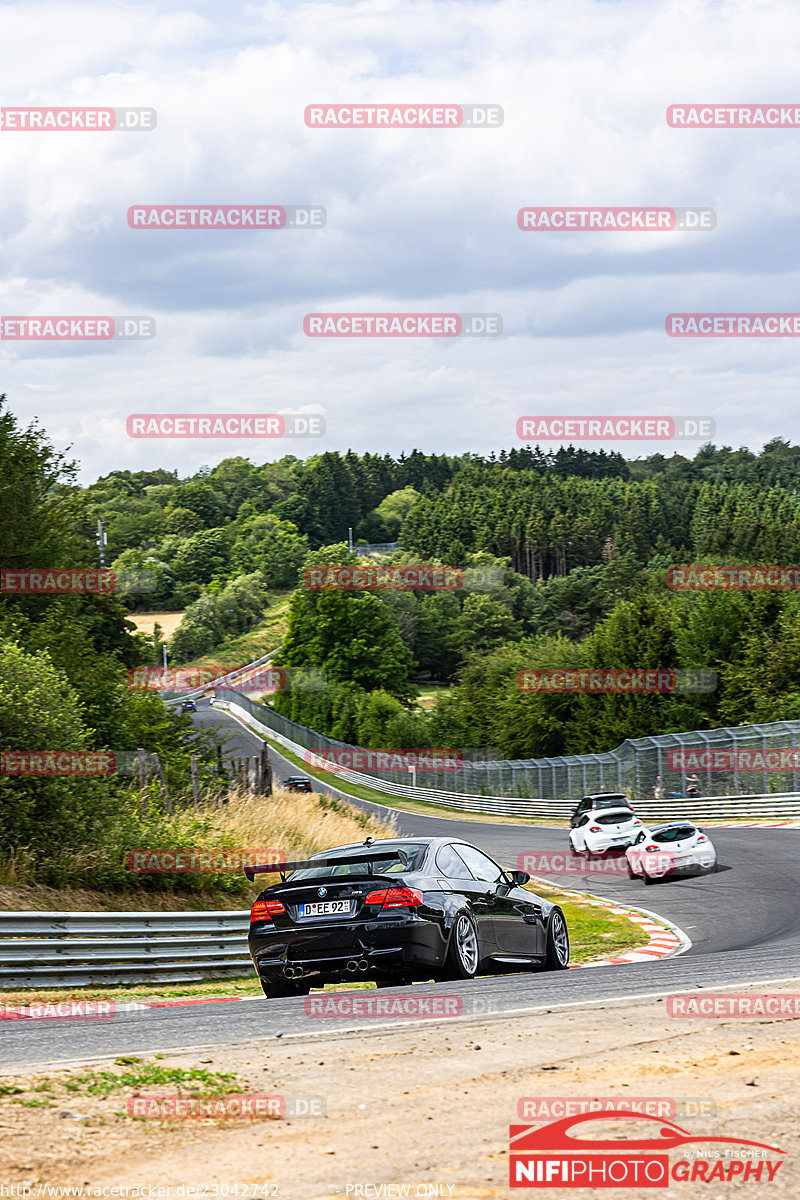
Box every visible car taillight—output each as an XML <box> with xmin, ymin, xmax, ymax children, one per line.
<box><xmin>364</xmin><ymin>887</ymin><xmax>424</xmax><ymax>909</ymax></box>
<box><xmin>589</xmin><ymin>826</ymin><xmax>601</xmax><ymax>832</ymax></box>
<box><xmin>645</xmin><ymin>844</ymin><xmax>660</xmax><ymax>852</ymax></box>
<box><xmin>696</xmin><ymin>834</ymin><xmax>707</xmax><ymax>842</ymax></box>
<box><xmin>632</xmin><ymin>820</ymin><xmax>642</xmax><ymax>826</ymax></box>
<box><xmin>250</xmin><ymin>898</ymin><xmax>285</xmax><ymax>922</ymax></box>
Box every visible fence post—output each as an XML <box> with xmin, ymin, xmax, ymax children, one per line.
<box><xmin>261</xmin><ymin>743</ymin><xmax>272</xmax><ymax>795</ymax></box>
<box><xmin>150</xmin><ymin>752</ymin><xmax>172</xmax><ymax>812</ymax></box>
<box><xmin>137</xmin><ymin>747</ymin><xmax>148</xmax><ymax>814</ymax></box>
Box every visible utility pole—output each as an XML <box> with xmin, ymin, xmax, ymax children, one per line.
<box><xmin>97</xmin><ymin>518</ymin><xmax>107</xmax><ymax>568</ymax></box>
<box><xmin>348</xmin><ymin>526</ymin><xmax>353</xmax><ymax>553</ymax></box>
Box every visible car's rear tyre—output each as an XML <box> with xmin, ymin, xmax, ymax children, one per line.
<box><xmin>627</xmin><ymin>859</ymin><xmax>637</xmax><ymax>878</ymax></box>
<box><xmin>643</xmin><ymin>871</ymin><xmax>655</xmax><ymax>885</ymax></box>
<box><xmin>544</xmin><ymin>908</ymin><xmax>569</xmax><ymax>970</ymax></box>
<box><xmin>445</xmin><ymin>912</ymin><xmax>479</xmax><ymax>979</ymax></box>
<box><xmin>260</xmin><ymin>976</ymin><xmax>311</xmax><ymax>998</ymax></box>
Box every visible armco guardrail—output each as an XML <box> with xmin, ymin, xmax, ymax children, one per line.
<box><xmin>162</xmin><ymin>648</ymin><xmax>281</xmax><ymax>706</ymax></box>
<box><xmin>214</xmin><ymin>696</ymin><xmax>800</xmax><ymax>822</ymax></box>
<box><xmin>0</xmin><ymin>911</ymin><xmax>250</xmax><ymax>989</ymax></box>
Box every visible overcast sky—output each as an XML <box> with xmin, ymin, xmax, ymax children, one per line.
<box><xmin>1</xmin><ymin>0</ymin><xmax>798</xmax><ymax>483</ymax></box>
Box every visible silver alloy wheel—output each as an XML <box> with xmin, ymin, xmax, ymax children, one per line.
<box><xmin>455</xmin><ymin>914</ymin><xmax>479</xmax><ymax>974</ymax></box>
<box><xmin>551</xmin><ymin>911</ymin><xmax>569</xmax><ymax>965</ymax></box>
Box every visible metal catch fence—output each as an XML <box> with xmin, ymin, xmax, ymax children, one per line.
<box><xmin>213</xmin><ymin>691</ymin><xmax>800</xmax><ymax>806</ymax></box>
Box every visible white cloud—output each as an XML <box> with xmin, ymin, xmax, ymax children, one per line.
<box><xmin>0</xmin><ymin>0</ymin><xmax>796</xmax><ymax>479</ymax></box>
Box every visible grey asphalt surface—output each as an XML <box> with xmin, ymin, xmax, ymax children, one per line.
<box><xmin>3</xmin><ymin>699</ymin><xmax>800</xmax><ymax>1071</ymax></box>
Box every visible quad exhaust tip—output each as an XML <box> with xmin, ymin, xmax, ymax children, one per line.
<box><xmin>283</xmin><ymin>964</ymin><xmax>304</xmax><ymax>978</ymax></box>
<box><xmin>346</xmin><ymin>958</ymin><xmax>369</xmax><ymax>972</ymax></box>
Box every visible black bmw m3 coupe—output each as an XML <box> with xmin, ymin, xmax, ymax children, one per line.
<box><xmin>246</xmin><ymin>836</ymin><xmax>569</xmax><ymax>997</ymax></box>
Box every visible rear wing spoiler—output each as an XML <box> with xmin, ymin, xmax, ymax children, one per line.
<box><xmin>244</xmin><ymin>848</ymin><xmax>408</xmax><ymax>883</ymax></box>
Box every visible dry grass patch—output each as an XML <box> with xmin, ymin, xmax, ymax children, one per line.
<box><xmin>206</xmin><ymin>785</ymin><xmax>396</xmax><ymax>862</ymax></box>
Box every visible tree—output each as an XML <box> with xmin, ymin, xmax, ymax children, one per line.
<box><xmin>171</xmin><ymin>529</ymin><xmax>231</xmax><ymax>583</ymax></box>
<box><xmin>451</xmin><ymin>594</ymin><xmax>522</xmax><ymax>657</ymax></box>
<box><xmin>0</xmin><ymin>637</ymin><xmax>106</xmax><ymax>849</ymax></box>
<box><xmin>231</xmin><ymin>514</ymin><xmax>308</xmax><ymax>587</ymax></box>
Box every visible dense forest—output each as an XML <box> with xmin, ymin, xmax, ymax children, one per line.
<box><xmin>5</xmin><ymin>392</ymin><xmax>800</xmax><ymax>886</ymax></box>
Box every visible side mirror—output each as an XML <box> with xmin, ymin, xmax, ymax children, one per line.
<box><xmin>508</xmin><ymin>870</ymin><xmax>531</xmax><ymax>886</ymax></box>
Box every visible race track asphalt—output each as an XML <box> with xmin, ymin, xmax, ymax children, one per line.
<box><xmin>3</xmin><ymin>700</ymin><xmax>799</xmax><ymax>1071</ymax></box>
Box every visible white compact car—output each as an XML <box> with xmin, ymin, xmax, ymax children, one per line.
<box><xmin>626</xmin><ymin>822</ymin><xmax>718</xmax><ymax>883</ymax></box>
<box><xmin>568</xmin><ymin>807</ymin><xmax>643</xmax><ymax>856</ymax></box>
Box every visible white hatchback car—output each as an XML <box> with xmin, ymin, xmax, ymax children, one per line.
<box><xmin>626</xmin><ymin>821</ymin><xmax>718</xmax><ymax>883</ymax></box>
<box><xmin>568</xmin><ymin>807</ymin><xmax>643</xmax><ymax>856</ymax></box>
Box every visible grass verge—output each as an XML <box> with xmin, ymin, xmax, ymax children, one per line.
<box><xmin>177</xmin><ymin>591</ymin><xmax>292</xmax><ymax>680</ymax></box>
<box><xmin>526</xmin><ymin>882</ymin><xmax>651</xmax><ymax>962</ymax></box>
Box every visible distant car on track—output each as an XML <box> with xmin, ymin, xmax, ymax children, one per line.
<box><xmin>245</xmin><ymin>836</ymin><xmax>570</xmax><ymax>997</ymax></box>
<box><xmin>283</xmin><ymin>775</ymin><xmax>313</xmax><ymax>793</ymax></box>
<box><xmin>179</xmin><ymin>698</ymin><xmax>197</xmax><ymax>713</ymax></box>
<box><xmin>568</xmin><ymin>807</ymin><xmax>643</xmax><ymax>856</ymax></box>
<box><xmin>626</xmin><ymin>821</ymin><xmax>718</xmax><ymax>883</ymax></box>
<box><xmin>570</xmin><ymin>792</ymin><xmax>632</xmax><ymax>827</ymax></box>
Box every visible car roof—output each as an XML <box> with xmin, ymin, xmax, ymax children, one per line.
<box><xmin>651</xmin><ymin>821</ymin><xmax>697</xmax><ymax>831</ymax></box>
<box><xmin>581</xmin><ymin>792</ymin><xmax>629</xmax><ymax>801</ymax></box>
<box><xmin>586</xmin><ymin>806</ymin><xmax>636</xmax><ymax>816</ymax></box>
<box><xmin>303</xmin><ymin>836</ymin><xmax>479</xmax><ymax>861</ymax></box>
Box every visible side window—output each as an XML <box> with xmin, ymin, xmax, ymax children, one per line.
<box><xmin>435</xmin><ymin>844</ymin><xmax>473</xmax><ymax>880</ymax></box>
<box><xmin>633</xmin><ymin>831</ymin><xmax>646</xmax><ymax>845</ymax></box>
<box><xmin>454</xmin><ymin>844</ymin><xmax>506</xmax><ymax>884</ymax></box>
<box><xmin>578</xmin><ymin>814</ymin><xmax>590</xmax><ymax>827</ymax></box>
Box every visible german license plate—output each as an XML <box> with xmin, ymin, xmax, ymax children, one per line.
<box><xmin>299</xmin><ymin>900</ymin><xmax>351</xmax><ymax>918</ymax></box>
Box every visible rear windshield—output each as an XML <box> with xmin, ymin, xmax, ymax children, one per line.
<box><xmin>652</xmin><ymin>826</ymin><xmax>696</xmax><ymax>843</ymax></box>
<box><xmin>287</xmin><ymin>843</ymin><xmax>426</xmax><ymax>881</ymax></box>
<box><xmin>594</xmin><ymin>811</ymin><xmax>635</xmax><ymax>825</ymax></box>
<box><xmin>593</xmin><ymin>797</ymin><xmax>630</xmax><ymax>809</ymax></box>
